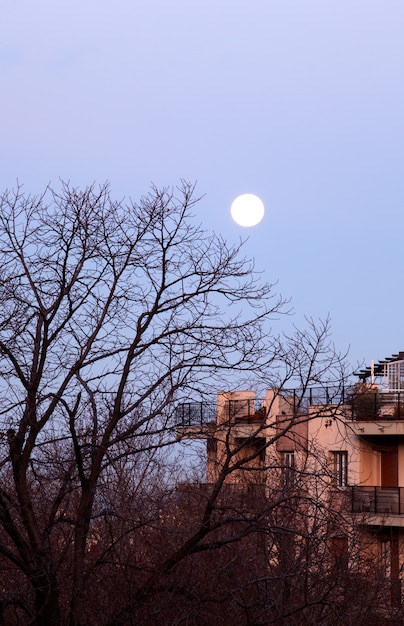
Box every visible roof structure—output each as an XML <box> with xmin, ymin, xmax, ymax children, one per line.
<box><xmin>356</xmin><ymin>352</ymin><xmax>404</xmax><ymax>380</ymax></box>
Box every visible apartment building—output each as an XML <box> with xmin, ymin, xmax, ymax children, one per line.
<box><xmin>176</xmin><ymin>351</ymin><xmax>404</xmax><ymax>608</ymax></box>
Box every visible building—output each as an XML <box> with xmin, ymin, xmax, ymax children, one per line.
<box><xmin>176</xmin><ymin>352</ymin><xmax>404</xmax><ymax>610</ymax></box>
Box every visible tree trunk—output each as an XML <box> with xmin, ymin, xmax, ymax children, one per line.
<box><xmin>32</xmin><ymin>571</ymin><xmax>61</xmax><ymax>626</ymax></box>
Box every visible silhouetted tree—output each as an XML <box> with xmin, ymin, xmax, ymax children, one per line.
<box><xmin>0</xmin><ymin>180</ymin><xmax>284</xmax><ymax>625</ymax></box>
<box><xmin>0</xmin><ymin>181</ymin><xmax>389</xmax><ymax>626</ymax></box>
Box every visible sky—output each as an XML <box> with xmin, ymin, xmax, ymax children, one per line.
<box><xmin>2</xmin><ymin>1</ymin><xmax>404</xmax><ymax>375</ymax></box>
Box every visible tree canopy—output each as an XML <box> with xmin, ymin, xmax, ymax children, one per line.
<box><xmin>0</xmin><ymin>181</ymin><xmax>374</xmax><ymax>626</ymax></box>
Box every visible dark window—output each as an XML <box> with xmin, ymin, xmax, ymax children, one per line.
<box><xmin>281</xmin><ymin>451</ymin><xmax>295</xmax><ymax>486</ymax></box>
<box><xmin>329</xmin><ymin>536</ymin><xmax>348</xmax><ymax>571</ymax></box>
<box><xmin>332</xmin><ymin>451</ymin><xmax>348</xmax><ymax>487</ymax></box>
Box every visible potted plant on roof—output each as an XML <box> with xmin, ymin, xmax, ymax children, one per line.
<box><xmin>252</xmin><ymin>405</ymin><xmax>266</xmax><ymax>422</ymax></box>
<box><xmin>351</xmin><ymin>383</ymin><xmax>380</xmax><ymax>420</ymax></box>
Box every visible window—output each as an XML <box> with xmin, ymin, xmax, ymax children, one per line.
<box><xmin>329</xmin><ymin>536</ymin><xmax>348</xmax><ymax>571</ymax></box>
<box><xmin>332</xmin><ymin>451</ymin><xmax>348</xmax><ymax>487</ymax></box>
<box><xmin>282</xmin><ymin>451</ymin><xmax>295</xmax><ymax>468</ymax></box>
<box><xmin>281</xmin><ymin>451</ymin><xmax>295</xmax><ymax>487</ymax></box>
<box><xmin>380</xmin><ymin>539</ymin><xmax>392</xmax><ymax>578</ymax></box>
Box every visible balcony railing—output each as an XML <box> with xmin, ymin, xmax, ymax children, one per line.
<box><xmin>175</xmin><ymin>400</ymin><xmax>265</xmax><ymax>427</ymax></box>
<box><xmin>300</xmin><ymin>388</ymin><xmax>404</xmax><ymax>420</ymax></box>
<box><xmin>225</xmin><ymin>399</ymin><xmax>266</xmax><ymax>423</ymax></box>
<box><xmin>175</xmin><ymin>402</ymin><xmax>217</xmax><ymax>427</ymax></box>
<box><xmin>175</xmin><ymin>388</ymin><xmax>404</xmax><ymax>427</ymax></box>
<box><xmin>347</xmin><ymin>391</ymin><xmax>404</xmax><ymax>420</ymax></box>
<box><xmin>351</xmin><ymin>486</ymin><xmax>404</xmax><ymax>515</ymax></box>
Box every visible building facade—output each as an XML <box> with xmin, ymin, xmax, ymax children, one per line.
<box><xmin>176</xmin><ymin>352</ymin><xmax>404</xmax><ymax>610</ymax></box>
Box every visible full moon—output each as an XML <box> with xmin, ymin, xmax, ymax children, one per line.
<box><xmin>230</xmin><ymin>194</ymin><xmax>265</xmax><ymax>227</ymax></box>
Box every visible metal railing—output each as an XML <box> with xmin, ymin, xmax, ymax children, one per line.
<box><xmin>351</xmin><ymin>486</ymin><xmax>404</xmax><ymax>515</ymax></box>
<box><xmin>175</xmin><ymin>388</ymin><xmax>404</xmax><ymax>427</ymax></box>
<box><xmin>175</xmin><ymin>402</ymin><xmax>216</xmax><ymax>427</ymax></box>
<box><xmin>225</xmin><ymin>399</ymin><xmax>265</xmax><ymax>422</ymax></box>
<box><xmin>342</xmin><ymin>391</ymin><xmax>404</xmax><ymax>421</ymax></box>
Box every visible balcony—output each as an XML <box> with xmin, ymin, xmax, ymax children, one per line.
<box><xmin>175</xmin><ymin>399</ymin><xmax>267</xmax><ymax>439</ymax></box>
<box><xmin>347</xmin><ymin>391</ymin><xmax>404</xmax><ymax>436</ymax></box>
<box><xmin>347</xmin><ymin>391</ymin><xmax>404</xmax><ymax>421</ymax></box>
<box><xmin>174</xmin><ymin>388</ymin><xmax>404</xmax><ymax>431</ymax></box>
<box><xmin>225</xmin><ymin>399</ymin><xmax>266</xmax><ymax>424</ymax></box>
<box><xmin>175</xmin><ymin>398</ymin><xmax>266</xmax><ymax>426</ymax></box>
<box><xmin>175</xmin><ymin>402</ymin><xmax>217</xmax><ymax>427</ymax></box>
<box><xmin>352</xmin><ymin>486</ymin><xmax>404</xmax><ymax>525</ymax></box>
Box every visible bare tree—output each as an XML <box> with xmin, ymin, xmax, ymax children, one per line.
<box><xmin>0</xmin><ymin>181</ymin><xmax>385</xmax><ymax>626</ymax></box>
<box><xmin>88</xmin><ymin>451</ymin><xmax>392</xmax><ymax>626</ymax></box>
<box><xmin>0</xmin><ymin>180</ymin><xmax>286</xmax><ymax>625</ymax></box>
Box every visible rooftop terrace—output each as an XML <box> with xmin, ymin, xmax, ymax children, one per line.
<box><xmin>175</xmin><ymin>386</ymin><xmax>404</xmax><ymax>428</ymax></box>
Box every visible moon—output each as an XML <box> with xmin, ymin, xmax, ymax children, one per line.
<box><xmin>230</xmin><ymin>194</ymin><xmax>265</xmax><ymax>227</ymax></box>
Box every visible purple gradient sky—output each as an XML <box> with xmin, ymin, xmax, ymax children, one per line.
<box><xmin>2</xmin><ymin>1</ymin><xmax>404</xmax><ymax>371</ymax></box>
